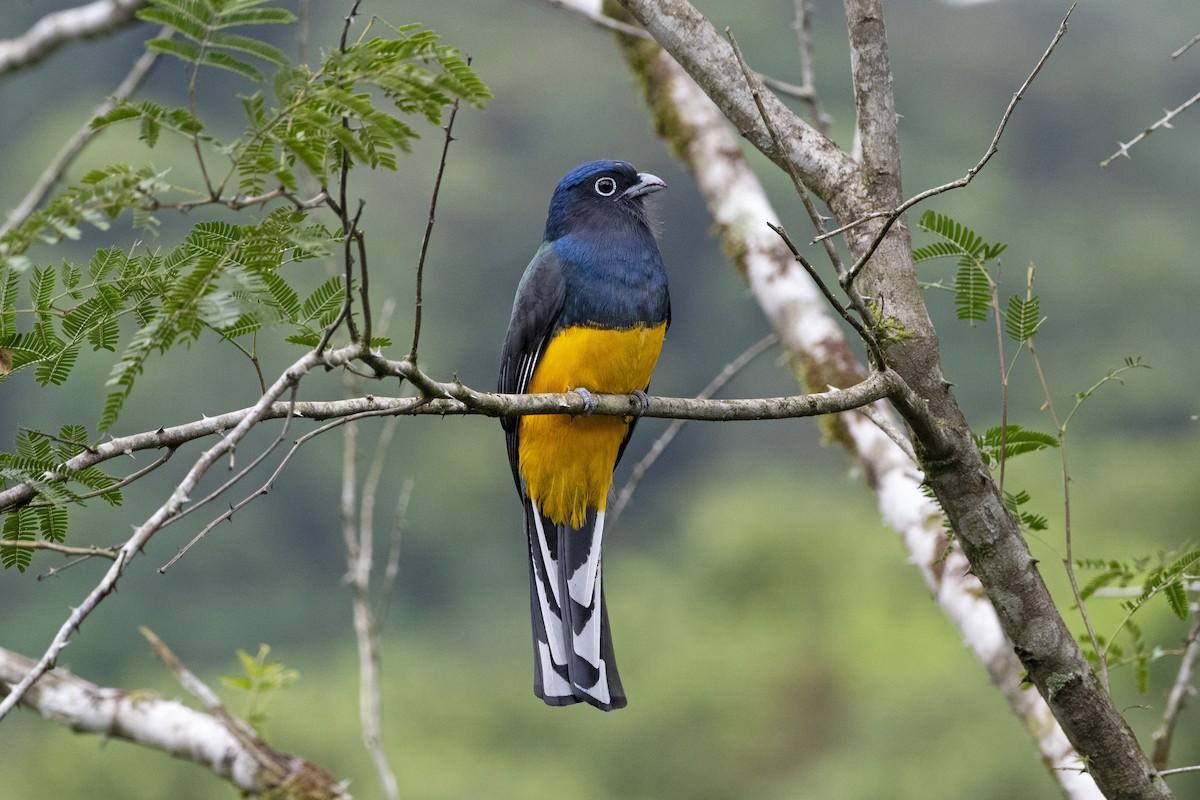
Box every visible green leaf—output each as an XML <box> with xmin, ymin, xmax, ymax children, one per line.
<box><xmin>954</xmin><ymin>263</ymin><xmax>991</xmax><ymax>322</ymax></box>
<box><xmin>208</xmin><ymin>31</ymin><xmax>289</xmax><ymax>67</ymax></box>
<box><xmin>35</xmin><ymin>344</ymin><xmax>79</xmax><ymax>386</ymax></box>
<box><xmin>1005</xmin><ymin>294</ymin><xmax>1041</xmax><ymax>342</ymax></box>
<box><xmin>299</xmin><ymin>275</ymin><xmax>345</xmax><ymax>325</ymax></box>
<box><xmin>146</xmin><ymin>37</ymin><xmax>204</xmax><ymax>65</ymax></box>
<box><xmin>975</xmin><ymin>424</ymin><xmax>1059</xmax><ymax>468</ymax></box>
<box><xmin>1164</xmin><ymin>580</ymin><xmax>1188</xmax><ymax>620</ymax></box>
<box><xmin>31</xmin><ymin>264</ymin><xmax>56</xmax><ymax>311</ymax></box>
<box><xmin>201</xmin><ymin>50</ymin><xmax>264</xmax><ymax>82</ymax></box>
<box><xmin>915</xmin><ymin>209</ymin><xmax>1007</xmax><ymax>267</ymax></box>
<box><xmin>1</xmin><ymin>509</ymin><xmax>36</xmax><ymax>571</ymax></box>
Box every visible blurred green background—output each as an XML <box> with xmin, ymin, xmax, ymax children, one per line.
<box><xmin>2</xmin><ymin>1</ymin><xmax>1199</xmax><ymax>798</ymax></box>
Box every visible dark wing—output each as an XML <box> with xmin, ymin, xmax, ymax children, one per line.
<box><xmin>498</xmin><ymin>245</ymin><xmax>567</xmax><ymax>495</ymax></box>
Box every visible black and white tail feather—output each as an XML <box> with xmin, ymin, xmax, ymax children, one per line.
<box><xmin>524</xmin><ymin>498</ymin><xmax>626</xmax><ymax>710</ymax></box>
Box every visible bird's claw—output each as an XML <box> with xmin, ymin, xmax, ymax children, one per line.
<box><xmin>573</xmin><ymin>387</ymin><xmax>597</xmax><ymax>417</ymax></box>
<box><xmin>629</xmin><ymin>389</ymin><xmax>650</xmax><ymax>416</ymax></box>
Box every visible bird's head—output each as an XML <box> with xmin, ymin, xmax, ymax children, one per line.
<box><xmin>543</xmin><ymin>160</ymin><xmax>666</xmax><ymax>241</ymax></box>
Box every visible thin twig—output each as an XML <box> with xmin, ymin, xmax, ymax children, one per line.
<box><xmin>827</xmin><ymin>4</ymin><xmax>1076</xmax><ymax>286</ymax></box>
<box><xmin>1151</xmin><ymin>610</ymin><xmax>1200</xmax><ymax>770</ymax></box>
<box><xmin>791</xmin><ymin>0</ymin><xmax>830</xmax><ymax>136</ymax></box>
<box><xmin>26</xmin><ymin>449</ymin><xmax>175</xmax><ymax>510</ymax></box>
<box><xmin>1101</xmin><ymin>88</ymin><xmax>1200</xmax><ymax>167</ymax></box>
<box><xmin>0</xmin><ymin>539</ymin><xmax>118</xmax><ymax>559</ymax></box>
<box><xmin>158</xmin><ymin>388</ymin><xmax>302</xmax><ymax>572</ymax></box>
<box><xmin>375</xmin><ymin>478</ymin><xmax>412</xmax><ymax>630</ymax></box>
<box><xmin>768</xmin><ymin>222</ymin><xmax>887</xmax><ymax>370</ymax></box>
<box><xmin>609</xmin><ymin>333</ymin><xmax>778</xmax><ymax>527</ymax></box>
<box><xmin>341</xmin><ymin>372</ymin><xmax>401</xmax><ymax>800</ymax></box>
<box><xmin>852</xmin><ymin>400</ymin><xmax>915</xmax><ymax>462</ymax></box>
<box><xmin>1</xmin><ymin>27</ymin><xmax>166</xmax><ymax>236</ymax></box>
<box><xmin>409</xmin><ymin>89</ymin><xmax>463</xmax><ymax>359</ymax></box>
<box><xmin>1171</xmin><ymin>33</ymin><xmax>1200</xmax><ymax>59</ymax></box>
<box><xmin>1026</xmin><ymin>339</ymin><xmax>1108</xmax><ymax>693</ymax></box>
<box><xmin>329</xmin><ymin>0</ymin><xmax>365</xmax><ymax>348</ymax></box>
<box><xmin>1159</xmin><ymin>764</ymin><xmax>1200</xmax><ymax>777</ymax></box>
<box><xmin>991</xmin><ymin>271</ymin><xmax>1008</xmax><ymax>496</ymax></box>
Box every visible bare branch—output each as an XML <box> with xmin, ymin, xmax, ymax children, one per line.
<box><xmin>410</xmin><ymin>92</ymin><xmax>463</xmax><ymax>359</ymax></box>
<box><xmin>0</xmin><ymin>0</ymin><xmax>146</xmax><ymax>78</ymax></box>
<box><xmin>1151</xmin><ymin>611</ymin><xmax>1200</xmax><ymax>770</ymax></box>
<box><xmin>1171</xmin><ymin>33</ymin><xmax>1200</xmax><ymax>59</ymax></box>
<box><xmin>836</xmin><ymin>3</ymin><xmax>1077</xmax><ymax>283</ymax></box>
<box><xmin>0</xmin><ymin>366</ymin><xmax>897</xmax><ymax>518</ymax></box>
<box><xmin>0</xmin><ymin>539</ymin><xmax>117</xmax><ymax>559</ymax></box>
<box><xmin>340</xmin><ymin>387</ymin><xmax>401</xmax><ymax>800</ymax></box>
<box><xmin>791</xmin><ymin>0</ymin><xmax>830</xmax><ymax>135</ymax></box>
<box><xmin>615</xmin><ymin>0</ymin><xmax>857</xmax><ymax>199</ymax></box>
<box><xmin>0</xmin><ymin>644</ymin><xmax>347</xmax><ymax>799</ymax></box>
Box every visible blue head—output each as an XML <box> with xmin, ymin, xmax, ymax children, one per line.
<box><xmin>543</xmin><ymin>160</ymin><xmax>666</xmax><ymax>242</ymax></box>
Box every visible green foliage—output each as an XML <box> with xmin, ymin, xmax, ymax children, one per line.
<box><xmin>973</xmin><ymin>424</ymin><xmax>1058</xmax><ymax>469</ymax></box>
<box><xmin>1003</xmin><ymin>489</ymin><xmax>1049</xmax><ymax>533</ymax></box>
<box><xmin>954</xmin><ymin>262</ymin><xmax>991</xmax><ymax>322</ymax></box>
<box><xmin>0</xmin><ymin>426</ymin><xmax>121</xmax><ymax>571</ymax></box>
<box><xmin>0</xmin><ymin>2</ymin><xmax>487</xmax><ymax>564</ymax></box>
<box><xmin>0</xmin><ymin>165</ymin><xmax>169</xmax><ymax>273</ymax></box>
<box><xmin>220</xmin><ymin>643</ymin><xmax>299</xmax><ymax>734</ymax></box>
<box><xmin>137</xmin><ymin>0</ymin><xmax>295</xmax><ymax>83</ymax></box>
<box><xmin>1004</xmin><ymin>294</ymin><xmax>1041</xmax><ymax>341</ymax></box>
<box><xmin>913</xmin><ymin>210</ymin><xmax>1007</xmax><ymax>266</ymax></box>
<box><xmin>1076</xmin><ymin>550</ymin><xmax>1200</xmax><ymax>691</ymax></box>
<box><xmin>914</xmin><ymin>210</ymin><xmax>1020</xmax><ymax>325</ymax></box>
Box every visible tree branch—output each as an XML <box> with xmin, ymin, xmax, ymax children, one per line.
<box><xmin>1151</xmin><ymin>610</ymin><xmax>1200</xmax><ymax>770</ymax></box>
<box><xmin>613</xmin><ymin>0</ymin><xmax>1169</xmax><ymax>796</ymax></box>
<box><xmin>1</xmin><ymin>27</ymin><xmax>165</xmax><ymax>237</ymax></box>
<box><xmin>614</xmin><ymin>0</ymin><xmax>857</xmax><ymax>200</ymax></box>
<box><xmin>0</xmin><ymin>341</ymin><xmax>366</xmax><ymax>721</ymax></box>
<box><xmin>0</xmin><ymin>368</ymin><xmax>896</xmax><ymax>517</ymax></box>
<box><xmin>604</xmin><ymin>15</ymin><xmax>1101</xmax><ymax>798</ymax></box>
<box><xmin>0</xmin><ymin>644</ymin><xmax>347</xmax><ymax>799</ymax></box>
<box><xmin>0</xmin><ymin>0</ymin><xmax>146</xmax><ymax>78</ymax></box>
<box><xmin>1101</xmin><ymin>87</ymin><xmax>1200</xmax><ymax>167</ymax></box>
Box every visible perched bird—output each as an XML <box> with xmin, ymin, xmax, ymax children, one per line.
<box><xmin>498</xmin><ymin>160</ymin><xmax>670</xmax><ymax>710</ymax></box>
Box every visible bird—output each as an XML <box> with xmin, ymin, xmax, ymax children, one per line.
<box><xmin>498</xmin><ymin>160</ymin><xmax>670</xmax><ymax>710</ymax></box>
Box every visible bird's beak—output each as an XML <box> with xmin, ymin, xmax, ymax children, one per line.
<box><xmin>622</xmin><ymin>172</ymin><xmax>667</xmax><ymax>199</ymax></box>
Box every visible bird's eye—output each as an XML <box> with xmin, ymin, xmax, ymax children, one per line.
<box><xmin>594</xmin><ymin>177</ymin><xmax>617</xmax><ymax>196</ymax></box>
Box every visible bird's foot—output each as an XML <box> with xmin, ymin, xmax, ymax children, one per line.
<box><xmin>628</xmin><ymin>389</ymin><xmax>650</xmax><ymax>416</ymax></box>
<box><xmin>573</xmin><ymin>387</ymin><xmax>597</xmax><ymax>417</ymax></box>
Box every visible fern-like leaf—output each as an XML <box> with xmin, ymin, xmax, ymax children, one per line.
<box><xmin>975</xmin><ymin>424</ymin><xmax>1059</xmax><ymax>468</ymax></box>
<box><xmin>954</xmin><ymin>263</ymin><xmax>992</xmax><ymax>322</ymax></box>
<box><xmin>1005</xmin><ymin>294</ymin><xmax>1042</xmax><ymax>342</ymax></box>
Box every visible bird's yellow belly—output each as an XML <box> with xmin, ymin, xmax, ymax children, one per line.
<box><xmin>519</xmin><ymin>323</ymin><xmax>666</xmax><ymax>528</ymax></box>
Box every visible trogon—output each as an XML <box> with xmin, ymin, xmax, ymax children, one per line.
<box><xmin>498</xmin><ymin>160</ymin><xmax>670</xmax><ymax>710</ymax></box>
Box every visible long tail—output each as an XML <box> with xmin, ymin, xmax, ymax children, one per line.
<box><xmin>524</xmin><ymin>499</ymin><xmax>626</xmax><ymax>710</ymax></box>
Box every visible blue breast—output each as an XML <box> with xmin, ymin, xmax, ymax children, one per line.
<box><xmin>552</xmin><ymin>224</ymin><xmax>669</xmax><ymax>331</ymax></box>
